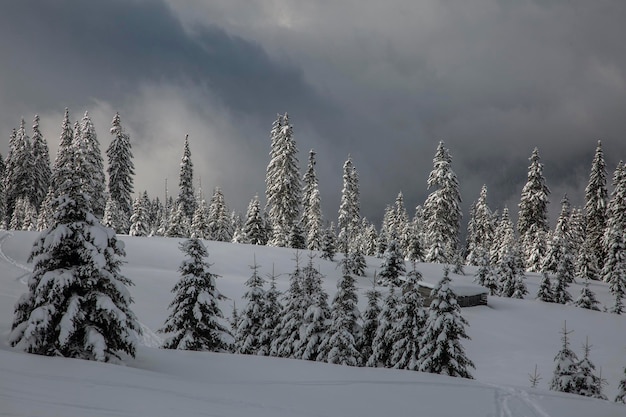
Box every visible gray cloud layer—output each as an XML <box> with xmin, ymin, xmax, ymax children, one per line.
<box><xmin>3</xmin><ymin>0</ymin><xmax>626</xmax><ymax>227</ymax></box>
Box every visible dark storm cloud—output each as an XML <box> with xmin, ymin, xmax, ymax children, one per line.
<box><xmin>0</xmin><ymin>0</ymin><xmax>332</xmax><ymax>122</ymax></box>
<box><xmin>3</xmin><ymin>0</ymin><xmax>626</xmax><ymax>229</ymax></box>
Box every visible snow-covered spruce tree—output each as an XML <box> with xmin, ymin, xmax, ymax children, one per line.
<box><xmin>9</xmin><ymin>150</ymin><xmax>140</xmax><ymax>361</ymax></box>
<box><xmin>243</xmin><ymin>195</ymin><xmax>266</xmax><ymax>245</ymax></box>
<box><xmin>583</xmin><ymin>141</ymin><xmax>609</xmax><ymax>273</ymax></box>
<box><xmin>265</xmin><ymin>114</ymin><xmax>301</xmax><ymax>247</ymax></box>
<box><xmin>191</xmin><ymin>193</ymin><xmax>210</xmax><ymax>239</ymax></box>
<box><xmin>517</xmin><ymin>147</ymin><xmax>550</xmax><ymax>272</ymax></box>
<box><xmin>552</xmin><ymin>270</ymin><xmax>573</xmax><ymax>305</ymax></box>
<box><xmin>73</xmin><ymin>112</ymin><xmax>106</xmax><ymax>219</ymax></box>
<box><xmin>102</xmin><ymin>196</ymin><xmax>125</xmax><ymax>234</ymax></box>
<box><xmin>378</xmin><ymin>233</ymin><xmax>406</xmax><ymax>287</ymax></box>
<box><xmin>318</xmin><ymin>267</ymin><xmax>361</xmax><ymax>365</ymax></box>
<box><xmin>348</xmin><ymin>245</ymin><xmax>367</xmax><ymax>277</ymax></box>
<box><xmin>302</xmin><ymin>149</ymin><xmax>323</xmax><ymax>251</ymax></box>
<box><xmin>490</xmin><ymin>208</ymin><xmax>509</xmax><ymax>265</ymax></box>
<box><xmin>106</xmin><ymin>112</ymin><xmax>134</xmax><ymax>232</ymax></box>
<box><xmin>207</xmin><ymin>187</ymin><xmax>232</xmax><ymax>242</ymax></box>
<box><xmin>298</xmin><ymin>255</ymin><xmax>331</xmax><ymax>361</ymax></box>
<box><xmin>177</xmin><ymin>135</ymin><xmax>196</xmax><ymax>220</ymax></box>
<box><xmin>602</xmin><ymin>161</ymin><xmax>626</xmax><ymax>314</ymax></box>
<box><xmin>616</xmin><ymin>366</ymin><xmax>626</xmax><ymax>404</ymax></box>
<box><xmin>576</xmin><ymin>236</ymin><xmax>600</xmax><ymax>284</ymax></box>
<box><xmin>569</xmin><ymin>208</ymin><xmax>585</xmax><ymax>260</ymax></box>
<box><xmin>367</xmin><ymin>287</ymin><xmax>399</xmax><ymax>368</ymax></box>
<box><xmin>165</xmin><ymin>201</ymin><xmax>190</xmax><ymax>238</ymax></box>
<box><xmin>10</xmin><ymin>196</ymin><xmax>38</xmax><ymax>231</ymax></box>
<box><xmin>0</xmin><ymin>153</ymin><xmax>5</xmax><ymax>228</ymax></box>
<box><xmin>160</xmin><ymin>237</ymin><xmax>232</xmax><ymax>351</ymax></box>
<box><xmin>390</xmin><ymin>192</ymin><xmax>410</xmax><ymax>257</ymax></box>
<box><xmin>30</xmin><ymin>115</ymin><xmax>51</xmax><ymax>212</ymax></box>
<box><xmin>377</xmin><ymin>206</ymin><xmax>392</xmax><ymax>257</ymax></box>
<box><xmin>320</xmin><ymin>223</ymin><xmax>337</xmax><ymax>261</ymax></box>
<box><xmin>337</xmin><ymin>156</ymin><xmax>361</xmax><ymax>254</ymax></box>
<box><xmin>466</xmin><ymin>185</ymin><xmax>495</xmax><ymax>266</ymax></box>
<box><xmin>129</xmin><ymin>195</ymin><xmax>150</xmax><ymax>237</ymax></box>
<box><xmin>154</xmin><ymin>185</ymin><xmax>174</xmax><ymax>236</ymax></box>
<box><xmin>574</xmin><ymin>278</ymin><xmax>601</xmax><ymax>311</ymax></box>
<box><xmin>4</xmin><ymin>120</ymin><xmax>33</xmax><ymax>225</ymax></box>
<box><xmin>543</xmin><ymin>195</ymin><xmax>575</xmax><ymax>282</ymax></box>
<box><xmin>575</xmin><ymin>338</ymin><xmax>607</xmax><ymax>400</ymax></box>
<box><xmin>234</xmin><ymin>258</ymin><xmax>266</xmax><ymax>355</ymax></box>
<box><xmin>474</xmin><ymin>247</ymin><xmax>498</xmax><ymax>295</ymax></box>
<box><xmin>146</xmin><ymin>194</ymin><xmax>160</xmax><ymax>233</ymax></box>
<box><xmin>406</xmin><ymin>206</ymin><xmax>425</xmax><ymax>262</ymax></box>
<box><xmin>418</xmin><ymin>268</ymin><xmax>474</xmax><ymax>379</ymax></box>
<box><xmin>465</xmin><ymin>201</ymin><xmax>477</xmax><ymax>261</ymax></box>
<box><xmin>423</xmin><ymin>141</ymin><xmax>462</xmax><ymax>264</ymax></box>
<box><xmin>549</xmin><ymin>322</ymin><xmax>580</xmax><ymax>394</ymax></box>
<box><xmin>536</xmin><ymin>272</ymin><xmax>554</xmax><ymax>302</ymax></box>
<box><xmin>390</xmin><ymin>270</ymin><xmax>425</xmax><ymax>371</ymax></box>
<box><xmin>230</xmin><ymin>302</ymin><xmax>240</xmax><ymax>334</ymax></box>
<box><xmin>141</xmin><ymin>192</ymin><xmax>155</xmax><ymax>234</ymax></box>
<box><xmin>270</xmin><ymin>254</ymin><xmax>306</xmax><ymax>358</ymax></box>
<box><xmin>359</xmin><ymin>283</ymin><xmax>381</xmax><ymax>366</ymax></box>
<box><xmin>288</xmin><ymin>221</ymin><xmax>306</xmax><ymax>250</ymax></box>
<box><xmin>3</xmin><ymin>128</ymin><xmax>16</xmax><ymax>225</ymax></box>
<box><xmin>36</xmin><ymin>192</ymin><xmax>54</xmax><ymax>231</ymax></box>
<box><xmin>493</xmin><ymin>208</ymin><xmax>526</xmax><ymax>298</ymax></box>
<box><xmin>257</xmin><ymin>266</ymin><xmax>281</xmax><ymax>356</ymax></box>
<box><xmin>38</xmin><ymin>110</ymin><xmax>75</xmax><ymax>226</ymax></box>
<box><xmin>361</xmin><ymin>219</ymin><xmax>379</xmax><ymax>257</ymax></box>
<box><xmin>230</xmin><ymin>212</ymin><xmax>244</xmax><ymax>244</ymax></box>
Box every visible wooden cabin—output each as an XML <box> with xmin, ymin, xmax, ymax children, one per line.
<box><xmin>417</xmin><ymin>281</ymin><xmax>488</xmax><ymax>308</ymax></box>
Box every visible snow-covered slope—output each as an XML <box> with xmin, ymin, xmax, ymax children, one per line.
<box><xmin>1</xmin><ymin>231</ymin><xmax>625</xmax><ymax>417</ymax></box>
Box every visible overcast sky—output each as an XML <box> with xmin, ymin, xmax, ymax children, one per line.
<box><xmin>2</xmin><ymin>0</ymin><xmax>626</xmax><ymax>228</ymax></box>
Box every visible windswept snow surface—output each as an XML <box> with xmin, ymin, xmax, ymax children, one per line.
<box><xmin>1</xmin><ymin>231</ymin><xmax>625</xmax><ymax>417</ymax></box>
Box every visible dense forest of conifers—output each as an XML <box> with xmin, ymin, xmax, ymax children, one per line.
<box><xmin>1</xmin><ymin>111</ymin><xmax>624</xmax><ymax>306</ymax></box>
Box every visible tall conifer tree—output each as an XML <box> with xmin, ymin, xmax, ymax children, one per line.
<box><xmin>4</xmin><ymin>120</ymin><xmax>33</xmax><ymax>224</ymax></box>
<box><xmin>160</xmin><ymin>238</ymin><xmax>232</xmax><ymax>351</ymax></box>
<box><xmin>466</xmin><ymin>185</ymin><xmax>494</xmax><ymax>265</ymax></box>
<box><xmin>318</xmin><ymin>270</ymin><xmax>361</xmax><ymax>365</ymax></box>
<box><xmin>235</xmin><ymin>258</ymin><xmax>266</xmax><ymax>355</ymax></box>
<box><xmin>390</xmin><ymin>271</ymin><xmax>425</xmax><ymax>371</ymax></box>
<box><xmin>243</xmin><ymin>195</ymin><xmax>266</xmax><ymax>245</ymax></box>
<box><xmin>177</xmin><ymin>135</ymin><xmax>195</xmax><ymax>219</ymax></box>
<box><xmin>302</xmin><ymin>150</ymin><xmax>323</xmax><ymax>251</ymax></box>
<box><xmin>207</xmin><ymin>187</ymin><xmax>232</xmax><ymax>242</ymax></box>
<box><xmin>265</xmin><ymin>114</ymin><xmax>300</xmax><ymax>247</ymax></box>
<box><xmin>337</xmin><ymin>156</ymin><xmax>361</xmax><ymax>253</ymax></box>
<box><xmin>423</xmin><ymin>141</ymin><xmax>462</xmax><ymax>264</ymax></box>
<box><xmin>30</xmin><ymin>115</ymin><xmax>51</xmax><ymax>211</ymax></box>
<box><xmin>602</xmin><ymin>162</ymin><xmax>626</xmax><ymax>314</ymax></box>
<box><xmin>107</xmin><ymin>112</ymin><xmax>135</xmax><ymax>230</ymax></box>
<box><xmin>73</xmin><ymin>112</ymin><xmax>106</xmax><ymax>219</ymax></box>
<box><xmin>583</xmin><ymin>141</ymin><xmax>609</xmax><ymax>273</ymax></box>
<box><xmin>518</xmin><ymin>148</ymin><xmax>550</xmax><ymax>271</ymax></box>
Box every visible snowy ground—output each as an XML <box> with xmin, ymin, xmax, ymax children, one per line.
<box><xmin>1</xmin><ymin>230</ymin><xmax>625</xmax><ymax>417</ymax></box>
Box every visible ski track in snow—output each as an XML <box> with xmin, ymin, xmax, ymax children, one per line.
<box><xmin>489</xmin><ymin>383</ymin><xmax>551</xmax><ymax>417</ymax></box>
<box><xmin>0</xmin><ymin>231</ymin><xmax>32</xmax><ymax>284</ymax></box>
